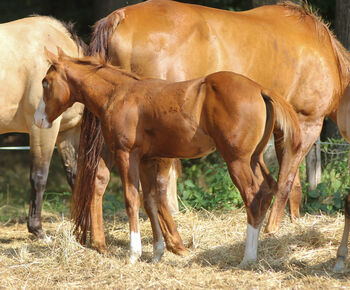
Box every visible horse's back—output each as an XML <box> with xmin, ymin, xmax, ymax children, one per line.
<box><xmin>108</xmin><ymin>1</ymin><xmax>341</xmax><ymax>117</ymax></box>
<box><xmin>0</xmin><ymin>16</ymin><xmax>82</xmax><ymax>133</ymax></box>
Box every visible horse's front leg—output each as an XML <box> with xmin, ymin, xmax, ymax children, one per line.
<box><xmin>139</xmin><ymin>159</ymin><xmax>165</xmax><ymax>263</ymax></box>
<box><xmin>55</xmin><ymin>125</ymin><xmax>81</xmax><ymax>189</ymax></box>
<box><xmin>89</xmin><ymin>147</ymin><xmax>114</xmax><ymax>254</ymax></box>
<box><xmin>115</xmin><ymin>149</ymin><xmax>141</xmax><ymax>263</ymax></box>
<box><xmin>28</xmin><ymin>122</ymin><xmax>60</xmax><ymax>240</ymax></box>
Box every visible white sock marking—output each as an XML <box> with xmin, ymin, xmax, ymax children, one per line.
<box><xmin>241</xmin><ymin>223</ymin><xmax>262</xmax><ymax>264</ymax></box>
<box><xmin>130</xmin><ymin>231</ymin><xmax>142</xmax><ymax>264</ymax></box>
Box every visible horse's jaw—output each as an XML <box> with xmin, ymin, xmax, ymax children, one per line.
<box><xmin>34</xmin><ymin>98</ymin><xmax>52</xmax><ymax>129</ymax></box>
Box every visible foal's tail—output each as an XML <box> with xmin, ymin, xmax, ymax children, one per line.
<box><xmin>71</xmin><ymin>10</ymin><xmax>124</xmax><ymax>243</ymax></box>
<box><xmin>260</xmin><ymin>89</ymin><xmax>302</xmax><ymax>155</ymax></box>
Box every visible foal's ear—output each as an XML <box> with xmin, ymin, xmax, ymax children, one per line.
<box><xmin>44</xmin><ymin>47</ymin><xmax>58</xmax><ymax>65</ymax></box>
<box><xmin>57</xmin><ymin>46</ymin><xmax>68</xmax><ymax>59</ymax></box>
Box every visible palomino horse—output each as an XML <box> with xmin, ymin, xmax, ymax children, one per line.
<box><xmin>74</xmin><ymin>1</ymin><xmax>350</xmax><ymax>264</ymax></box>
<box><xmin>34</xmin><ymin>50</ymin><xmax>301</xmax><ymax>264</ymax></box>
<box><xmin>0</xmin><ymin>16</ymin><xmax>84</xmax><ymax>238</ymax></box>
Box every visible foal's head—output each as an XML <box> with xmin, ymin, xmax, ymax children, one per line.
<box><xmin>34</xmin><ymin>47</ymin><xmax>77</xmax><ymax>128</ymax></box>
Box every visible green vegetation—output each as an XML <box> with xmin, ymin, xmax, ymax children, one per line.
<box><xmin>179</xmin><ymin>139</ymin><xmax>349</xmax><ymax>214</ymax></box>
<box><xmin>0</xmin><ymin>138</ymin><xmax>348</xmax><ymax>222</ymax></box>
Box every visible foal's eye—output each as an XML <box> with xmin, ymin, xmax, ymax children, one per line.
<box><xmin>42</xmin><ymin>80</ymin><xmax>49</xmax><ymax>89</ymax></box>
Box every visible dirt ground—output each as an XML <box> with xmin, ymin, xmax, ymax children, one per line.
<box><xmin>0</xmin><ymin>209</ymin><xmax>349</xmax><ymax>289</ymax></box>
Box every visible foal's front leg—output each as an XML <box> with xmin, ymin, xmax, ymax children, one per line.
<box><xmin>115</xmin><ymin>149</ymin><xmax>142</xmax><ymax>263</ymax></box>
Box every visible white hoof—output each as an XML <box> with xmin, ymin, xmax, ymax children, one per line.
<box><xmin>129</xmin><ymin>252</ymin><xmax>141</xmax><ymax>264</ymax></box>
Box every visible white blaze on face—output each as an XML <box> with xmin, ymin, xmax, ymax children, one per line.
<box><xmin>34</xmin><ymin>97</ymin><xmax>52</xmax><ymax>129</ymax></box>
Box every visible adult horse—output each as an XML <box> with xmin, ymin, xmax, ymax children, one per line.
<box><xmin>34</xmin><ymin>50</ymin><xmax>301</xmax><ymax>263</ymax></box>
<box><xmin>74</xmin><ymin>1</ymin><xmax>350</xmax><ymax>264</ymax></box>
<box><xmin>0</xmin><ymin>16</ymin><xmax>85</xmax><ymax>239</ymax></box>
<box><xmin>334</xmin><ymin>85</ymin><xmax>350</xmax><ymax>272</ymax></box>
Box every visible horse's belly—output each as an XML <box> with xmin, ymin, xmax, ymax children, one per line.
<box><xmin>150</xmin><ymin>130</ymin><xmax>216</xmax><ymax>159</ymax></box>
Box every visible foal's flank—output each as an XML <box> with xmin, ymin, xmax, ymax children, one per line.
<box><xmin>35</xmin><ymin>49</ymin><xmax>301</xmax><ymax>265</ymax></box>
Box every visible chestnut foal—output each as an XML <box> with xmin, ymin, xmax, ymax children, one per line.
<box><xmin>35</xmin><ymin>49</ymin><xmax>301</xmax><ymax>265</ymax></box>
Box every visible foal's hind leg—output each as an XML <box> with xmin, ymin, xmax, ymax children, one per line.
<box><xmin>141</xmin><ymin>159</ymin><xmax>188</xmax><ymax>260</ymax></box>
<box><xmin>223</xmin><ymin>153</ymin><xmax>274</xmax><ymax>265</ymax></box>
<box><xmin>154</xmin><ymin>159</ymin><xmax>189</xmax><ymax>257</ymax></box>
<box><xmin>28</xmin><ymin>122</ymin><xmax>60</xmax><ymax>239</ymax></box>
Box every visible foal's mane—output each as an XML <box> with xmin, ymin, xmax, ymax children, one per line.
<box><xmin>279</xmin><ymin>1</ymin><xmax>350</xmax><ymax>92</ymax></box>
<box><xmin>69</xmin><ymin>55</ymin><xmax>141</xmax><ymax>81</ymax></box>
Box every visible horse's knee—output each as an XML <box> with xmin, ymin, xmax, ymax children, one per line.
<box><xmin>30</xmin><ymin>168</ymin><xmax>48</xmax><ymax>194</ymax></box>
<box><xmin>95</xmin><ymin>167</ymin><xmax>110</xmax><ymax>197</ymax></box>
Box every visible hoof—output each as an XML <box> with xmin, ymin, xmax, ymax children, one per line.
<box><xmin>152</xmin><ymin>252</ymin><xmax>164</xmax><ymax>264</ymax></box>
<box><xmin>264</xmin><ymin>224</ymin><xmax>279</xmax><ymax>234</ymax></box>
<box><xmin>238</xmin><ymin>258</ymin><xmax>256</xmax><ymax>268</ymax></box>
<box><xmin>91</xmin><ymin>242</ymin><xmax>108</xmax><ymax>255</ymax></box>
<box><xmin>129</xmin><ymin>252</ymin><xmax>141</xmax><ymax>264</ymax></box>
<box><xmin>333</xmin><ymin>258</ymin><xmax>346</xmax><ymax>273</ymax></box>
<box><xmin>28</xmin><ymin>227</ymin><xmax>46</xmax><ymax>239</ymax></box>
<box><xmin>177</xmin><ymin>248</ymin><xmax>190</xmax><ymax>257</ymax></box>
<box><xmin>152</xmin><ymin>242</ymin><xmax>165</xmax><ymax>263</ymax></box>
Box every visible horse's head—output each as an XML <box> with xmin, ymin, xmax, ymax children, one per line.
<box><xmin>34</xmin><ymin>47</ymin><xmax>72</xmax><ymax>129</ymax></box>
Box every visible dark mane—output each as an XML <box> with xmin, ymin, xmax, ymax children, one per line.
<box><xmin>69</xmin><ymin>55</ymin><xmax>141</xmax><ymax>80</ymax></box>
<box><xmin>61</xmin><ymin>20</ymin><xmax>88</xmax><ymax>56</ymax></box>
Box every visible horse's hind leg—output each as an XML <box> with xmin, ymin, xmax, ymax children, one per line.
<box><xmin>334</xmin><ymin>195</ymin><xmax>350</xmax><ymax>272</ymax></box>
<box><xmin>265</xmin><ymin>121</ymin><xmax>323</xmax><ymax>234</ymax></box>
<box><xmin>140</xmin><ymin>158</ymin><xmax>188</xmax><ymax>260</ymax></box>
<box><xmin>154</xmin><ymin>159</ymin><xmax>189</xmax><ymax>257</ymax></box>
<box><xmin>28</xmin><ymin>122</ymin><xmax>60</xmax><ymax>239</ymax></box>
<box><xmin>223</xmin><ymin>152</ymin><xmax>274</xmax><ymax>265</ymax></box>
<box><xmin>274</xmin><ymin>131</ymin><xmax>302</xmax><ymax>222</ymax></box>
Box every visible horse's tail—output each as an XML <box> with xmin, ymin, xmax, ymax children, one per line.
<box><xmin>61</xmin><ymin>20</ymin><xmax>88</xmax><ymax>56</ymax></box>
<box><xmin>71</xmin><ymin>10</ymin><xmax>124</xmax><ymax>244</ymax></box>
<box><xmin>260</xmin><ymin>89</ymin><xmax>302</xmax><ymax>154</ymax></box>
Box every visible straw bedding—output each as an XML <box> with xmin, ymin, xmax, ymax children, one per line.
<box><xmin>0</xmin><ymin>208</ymin><xmax>349</xmax><ymax>289</ymax></box>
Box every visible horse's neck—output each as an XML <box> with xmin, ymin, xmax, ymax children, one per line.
<box><xmin>68</xmin><ymin>66</ymin><xmax>134</xmax><ymax>119</ymax></box>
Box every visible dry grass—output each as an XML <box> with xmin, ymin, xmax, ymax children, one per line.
<box><xmin>1</xmin><ymin>208</ymin><xmax>350</xmax><ymax>289</ymax></box>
